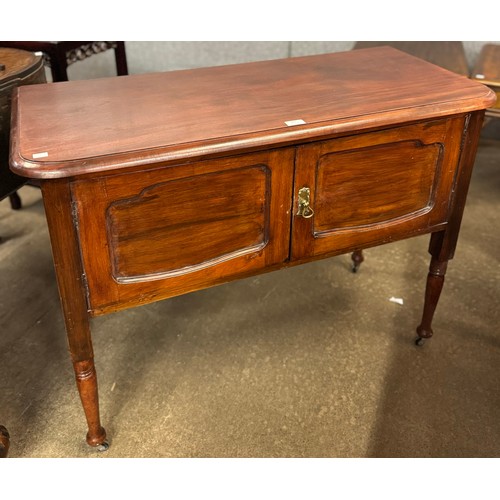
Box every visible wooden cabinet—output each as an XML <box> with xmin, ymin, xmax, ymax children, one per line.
<box><xmin>70</xmin><ymin>117</ymin><xmax>466</xmax><ymax>316</ymax></box>
<box><xmin>9</xmin><ymin>47</ymin><xmax>496</xmax><ymax>451</ymax></box>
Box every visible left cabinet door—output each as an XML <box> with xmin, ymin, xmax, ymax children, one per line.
<box><xmin>71</xmin><ymin>148</ymin><xmax>295</xmax><ymax>315</ymax></box>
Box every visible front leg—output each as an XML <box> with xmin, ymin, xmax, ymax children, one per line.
<box><xmin>415</xmin><ymin>256</ymin><xmax>448</xmax><ymax>346</ymax></box>
<box><xmin>74</xmin><ymin>359</ymin><xmax>107</xmax><ymax>449</ymax></box>
<box><xmin>41</xmin><ymin>180</ymin><xmax>107</xmax><ymax>450</ymax></box>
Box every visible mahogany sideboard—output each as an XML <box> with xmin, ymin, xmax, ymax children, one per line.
<box><xmin>9</xmin><ymin>47</ymin><xmax>496</xmax><ymax>451</ymax></box>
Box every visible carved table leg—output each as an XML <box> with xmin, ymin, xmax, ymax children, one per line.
<box><xmin>351</xmin><ymin>250</ymin><xmax>364</xmax><ymax>273</ymax></box>
<box><xmin>41</xmin><ymin>180</ymin><xmax>107</xmax><ymax>450</ymax></box>
<box><xmin>415</xmin><ymin>256</ymin><xmax>448</xmax><ymax>346</ymax></box>
<box><xmin>0</xmin><ymin>425</ymin><xmax>10</xmax><ymax>457</ymax></box>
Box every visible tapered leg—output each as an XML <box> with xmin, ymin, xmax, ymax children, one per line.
<box><xmin>415</xmin><ymin>256</ymin><xmax>448</xmax><ymax>345</ymax></box>
<box><xmin>41</xmin><ymin>180</ymin><xmax>107</xmax><ymax>449</ymax></box>
<box><xmin>351</xmin><ymin>250</ymin><xmax>364</xmax><ymax>273</ymax></box>
<box><xmin>74</xmin><ymin>360</ymin><xmax>107</xmax><ymax>448</ymax></box>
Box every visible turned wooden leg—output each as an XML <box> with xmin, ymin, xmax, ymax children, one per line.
<box><xmin>0</xmin><ymin>425</ymin><xmax>10</xmax><ymax>458</ymax></box>
<box><xmin>351</xmin><ymin>250</ymin><xmax>364</xmax><ymax>273</ymax></box>
<box><xmin>41</xmin><ymin>180</ymin><xmax>107</xmax><ymax>450</ymax></box>
<box><xmin>415</xmin><ymin>256</ymin><xmax>448</xmax><ymax>346</ymax></box>
<box><xmin>74</xmin><ymin>360</ymin><xmax>108</xmax><ymax>449</ymax></box>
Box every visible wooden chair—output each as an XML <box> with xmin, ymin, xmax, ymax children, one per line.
<box><xmin>0</xmin><ymin>41</ymin><xmax>128</xmax><ymax>82</ymax></box>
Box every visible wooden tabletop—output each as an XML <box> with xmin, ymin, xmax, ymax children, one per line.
<box><xmin>10</xmin><ymin>46</ymin><xmax>495</xmax><ymax>179</ymax></box>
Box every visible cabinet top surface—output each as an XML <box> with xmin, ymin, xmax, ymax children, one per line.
<box><xmin>11</xmin><ymin>46</ymin><xmax>496</xmax><ymax>178</ymax></box>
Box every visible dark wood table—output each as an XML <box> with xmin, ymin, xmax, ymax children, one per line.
<box><xmin>9</xmin><ymin>47</ymin><xmax>495</xmax><ymax>452</ymax></box>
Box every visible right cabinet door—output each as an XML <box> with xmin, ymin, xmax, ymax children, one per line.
<box><xmin>291</xmin><ymin>117</ymin><xmax>466</xmax><ymax>261</ymax></box>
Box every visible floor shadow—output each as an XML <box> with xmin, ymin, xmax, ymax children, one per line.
<box><xmin>366</xmin><ymin>129</ymin><xmax>500</xmax><ymax>457</ymax></box>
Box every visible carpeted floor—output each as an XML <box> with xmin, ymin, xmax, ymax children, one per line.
<box><xmin>1</xmin><ymin>121</ymin><xmax>499</xmax><ymax>458</ymax></box>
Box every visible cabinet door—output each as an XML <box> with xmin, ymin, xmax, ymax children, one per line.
<box><xmin>72</xmin><ymin>149</ymin><xmax>294</xmax><ymax>315</ymax></box>
<box><xmin>291</xmin><ymin>118</ymin><xmax>465</xmax><ymax>261</ymax></box>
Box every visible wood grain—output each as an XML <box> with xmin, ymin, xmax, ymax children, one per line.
<box><xmin>71</xmin><ymin>149</ymin><xmax>295</xmax><ymax>315</ymax></box>
<box><xmin>314</xmin><ymin>140</ymin><xmax>440</xmax><ymax>231</ymax></box>
<box><xmin>107</xmin><ymin>165</ymin><xmax>270</xmax><ymax>280</ymax></box>
<box><xmin>10</xmin><ymin>46</ymin><xmax>495</xmax><ymax>179</ymax></box>
<box><xmin>40</xmin><ymin>179</ymin><xmax>107</xmax><ymax>447</ymax></box>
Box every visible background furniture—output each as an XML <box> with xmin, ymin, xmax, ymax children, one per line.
<box><xmin>471</xmin><ymin>43</ymin><xmax>500</xmax><ymax>118</ymax></box>
<box><xmin>10</xmin><ymin>47</ymin><xmax>494</xmax><ymax>451</ymax></box>
<box><xmin>0</xmin><ymin>47</ymin><xmax>44</xmax><ymax>450</ymax></box>
<box><xmin>0</xmin><ymin>48</ymin><xmax>45</xmax><ymax>237</ymax></box>
<box><xmin>354</xmin><ymin>41</ymin><xmax>469</xmax><ymax>76</ymax></box>
<box><xmin>0</xmin><ymin>42</ymin><xmax>128</xmax><ymax>211</ymax></box>
<box><xmin>0</xmin><ymin>41</ymin><xmax>128</xmax><ymax>82</ymax></box>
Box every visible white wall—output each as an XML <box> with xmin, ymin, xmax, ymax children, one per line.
<box><xmin>65</xmin><ymin>41</ymin><xmax>499</xmax><ymax>81</ymax></box>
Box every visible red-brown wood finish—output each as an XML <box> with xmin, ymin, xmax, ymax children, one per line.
<box><xmin>41</xmin><ymin>179</ymin><xmax>107</xmax><ymax>448</ymax></box>
<box><xmin>290</xmin><ymin>118</ymin><xmax>465</xmax><ymax>262</ymax></box>
<box><xmin>9</xmin><ymin>47</ymin><xmax>496</xmax><ymax>450</ymax></box>
<box><xmin>72</xmin><ymin>149</ymin><xmax>295</xmax><ymax>315</ymax></box>
<box><xmin>10</xmin><ymin>47</ymin><xmax>494</xmax><ymax>179</ymax></box>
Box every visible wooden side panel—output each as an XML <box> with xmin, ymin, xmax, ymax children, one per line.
<box><xmin>71</xmin><ymin>149</ymin><xmax>294</xmax><ymax>315</ymax></box>
<box><xmin>291</xmin><ymin>117</ymin><xmax>466</xmax><ymax>261</ymax></box>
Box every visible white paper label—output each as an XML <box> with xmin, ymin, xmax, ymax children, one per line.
<box><xmin>285</xmin><ymin>119</ymin><xmax>306</xmax><ymax>126</ymax></box>
<box><xmin>32</xmin><ymin>152</ymin><xmax>48</xmax><ymax>159</ymax></box>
